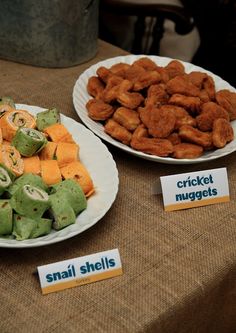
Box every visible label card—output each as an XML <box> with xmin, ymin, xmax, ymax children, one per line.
<box><xmin>160</xmin><ymin>167</ymin><xmax>230</xmax><ymax>211</ymax></box>
<box><xmin>37</xmin><ymin>249</ymin><xmax>122</xmax><ymax>295</ymax></box>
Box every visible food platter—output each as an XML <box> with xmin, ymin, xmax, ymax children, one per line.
<box><xmin>0</xmin><ymin>104</ymin><xmax>119</xmax><ymax>248</ymax></box>
<box><xmin>73</xmin><ymin>54</ymin><xmax>236</xmax><ymax>164</ymax></box>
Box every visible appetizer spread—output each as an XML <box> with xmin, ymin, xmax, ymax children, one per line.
<box><xmin>0</xmin><ymin>98</ymin><xmax>94</xmax><ymax>240</ymax></box>
<box><xmin>85</xmin><ymin>57</ymin><xmax>235</xmax><ymax>159</ymax></box>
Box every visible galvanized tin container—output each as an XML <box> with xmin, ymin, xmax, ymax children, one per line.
<box><xmin>0</xmin><ymin>0</ymin><xmax>98</xmax><ymax>67</ymax></box>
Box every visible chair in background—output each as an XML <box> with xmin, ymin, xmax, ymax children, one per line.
<box><xmin>99</xmin><ymin>0</ymin><xmax>195</xmax><ymax>56</ymax></box>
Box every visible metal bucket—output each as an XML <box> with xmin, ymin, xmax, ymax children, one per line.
<box><xmin>0</xmin><ymin>0</ymin><xmax>98</xmax><ymax>67</ymax></box>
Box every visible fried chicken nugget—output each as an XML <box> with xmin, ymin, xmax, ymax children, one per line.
<box><xmin>196</xmin><ymin>102</ymin><xmax>229</xmax><ymax>131</ymax></box>
<box><xmin>166</xmin><ymin>75</ymin><xmax>201</xmax><ymax>97</ymax></box>
<box><xmin>133</xmin><ymin>71</ymin><xmax>161</xmax><ymax>91</ymax></box>
<box><xmin>133</xmin><ymin>57</ymin><xmax>158</xmax><ymax>71</ymax></box>
<box><xmin>145</xmin><ymin>84</ymin><xmax>169</xmax><ymax>107</ymax></box>
<box><xmin>140</xmin><ymin>105</ymin><xmax>176</xmax><ymax>138</ymax></box>
<box><xmin>96</xmin><ymin>66</ymin><xmax>112</xmax><ymax>83</ymax></box>
<box><xmin>165</xmin><ymin>105</ymin><xmax>197</xmax><ymax>129</ymax></box>
<box><xmin>86</xmin><ymin>99</ymin><xmax>114</xmax><ymax>121</ymax></box>
<box><xmin>178</xmin><ymin>125</ymin><xmax>212</xmax><ymax>148</ymax></box>
<box><xmin>113</xmin><ymin>107</ymin><xmax>141</xmax><ymax>131</ymax></box>
<box><xmin>104</xmin><ymin>118</ymin><xmax>132</xmax><ymax>145</ymax></box>
<box><xmin>87</xmin><ymin>76</ymin><xmax>105</xmax><ymax>99</ymax></box>
<box><xmin>212</xmin><ymin>118</ymin><xmax>234</xmax><ymax>148</ymax></box>
<box><xmin>110</xmin><ymin>63</ymin><xmax>131</xmax><ymax>78</ymax></box>
<box><xmin>101</xmin><ymin>75</ymin><xmax>124</xmax><ymax>103</ymax></box>
<box><xmin>172</xmin><ymin>143</ymin><xmax>203</xmax><ymax>159</ymax></box>
<box><xmin>187</xmin><ymin>71</ymin><xmax>207</xmax><ymax>88</ymax></box>
<box><xmin>117</xmin><ymin>80</ymin><xmax>144</xmax><ymax>109</ymax></box>
<box><xmin>202</xmin><ymin>75</ymin><xmax>216</xmax><ymax>100</ymax></box>
<box><xmin>124</xmin><ymin>64</ymin><xmax>146</xmax><ymax>82</ymax></box>
<box><xmin>215</xmin><ymin>89</ymin><xmax>236</xmax><ymax>120</ymax></box>
<box><xmin>168</xmin><ymin>93</ymin><xmax>201</xmax><ymax>114</ymax></box>
<box><xmin>131</xmin><ymin>126</ymin><xmax>173</xmax><ymax>157</ymax></box>
<box><xmin>165</xmin><ymin>60</ymin><xmax>185</xmax><ymax>79</ymax></box>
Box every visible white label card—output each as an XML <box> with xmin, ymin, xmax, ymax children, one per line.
<box><xmin>160</xmin><ymin>167</ymin><xmax>230</xmax><ymax>211</ymax></box>
<box><xmin>37</xmin><ymin>248</ymin><xmax>122</xmax><ymax>295</ymax></box>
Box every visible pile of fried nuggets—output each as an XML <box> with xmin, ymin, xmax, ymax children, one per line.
<box><xmin>86</xmin><ymin>57</ymin><xmax>236</xmax><ymax>159</ymax></box>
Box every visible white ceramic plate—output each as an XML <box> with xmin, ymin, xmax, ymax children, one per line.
<box><xmin>73</xmin><ymin>54</ymin><xmax>236</xmax><ymax>164</ymax></box>
<box><xmin>0</xmin><ymin>104</ymin><xmax>119</xmax><ymax>248</ymax></box>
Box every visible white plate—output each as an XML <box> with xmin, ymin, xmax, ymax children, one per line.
<box><xmin>73</xmin><ymin>54</ymin><xmax>236</xmax><ymax>164</ymax></box>
<box><xmin>0</xmin><ymin>104</ymin><xmax>119</xmax><ymax>248</ymax></box>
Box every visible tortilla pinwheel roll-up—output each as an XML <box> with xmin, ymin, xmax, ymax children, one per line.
<box><xmin>43</xmin><ymin>123</ymin><xmax>75</xmax><ymax>143</ymax></box>
<box><xmin>0</xmin><ymin>109</ymin><xmax>36</xmax><ymax>141</ymax></box>
<box><xmin>50</xmin><ymin>179</ymin><xmax>87</xmax><ymax>215</ymax></box>
<box><xmin>0</xmin><ymin>200</ymin><xmax>13</xmax><ymax>235</ymax></box>
<box><xmin>0</xmin><ymin>96</ymin><xmax>15</xmax><ymax>108</ymax></box>
<box><xmin>13</xmin><ymin>215</ymin><xmax>52</xmax><ymax>240</ymax></box>
<box><xmin>49</xmin><ymin>192</ymin><xmax>76</xmax><ymax>230</ymax></box>
<box><xmin>7</xmin><ymin>173</ymin><xmax>48</xmax><ymax>196</ymax></box>
<box><xmin>0</xmin><ymin>144</ymin><xmax>24</xmax><ymax>177</ymax></box>
<box><xmin>36</xmin><ymin>107</ymin><xmax>60</xmax><ymax>131</ymax></box>
<box><xmin>10</xmin><ymin>184</ymin><xmax>50</xmax><ymax>219</ymax></box>
<box><xmin>0</xmin><ymin>165</ymin><xmax>12</xmax><ymax>195</ymax></box>
<box><xmin>23</xmin><ymin>155</ymin><xmax>41</xmax><ymax>175</ymax></box>
<box><xmin>40</xmin><ymin>160</ymin><xmax>62</xmax><ymax>186</ymax></box>
<box><xmin>12</xmin><ymin>128</ymin><xmax>47</xmax><ymax>157</ymax></box>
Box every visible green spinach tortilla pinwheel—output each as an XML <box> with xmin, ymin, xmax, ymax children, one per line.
<box><xmin>50</xmin><ymin>179</ymin><xmax>87</xmax><ymax>215</ymax></box>
<box><xmin>10</xmin><ymin>184</ymin><xmax>50</xmax><ymax>218</ymax></box>
<box><xmin>0</xmin><ymin>96</ymin><xmax>15</xmax><ymax>108</ymax></box>
<box><xmin>0</xmin><ymin>200</ymin><xmax>13</xmax><ymax>235</ymax></box>
<box><xmin>7</xmin><ymin>173</ymin><xmax>48</xmax><ymax>197</ymax></box>
<box><xmin>0</xmin><ymin>165</ymin><xmax>12</xmax><ymax>195</ymax></box>
<box><xmin>36</xmin><ymin>107</ymin><xmax>60</xmax><ymax>131</ymax></box>
<box><xmin>49</xmin><ymin>192</ymin><xmax>76</xmax><ymax>230</ymax></box>
<box><xmin>13</xmin><ymin>215</ymin><xmax>52</xmax><ymax>240</ymax></box>
<box><xmin>12</xmin><ymin>127</ymin><xmax>47</xmax><ymax>156</ymax></box>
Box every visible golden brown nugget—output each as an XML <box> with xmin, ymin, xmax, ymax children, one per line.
<box><xmin>196</xmin><ymin>101</ymin><xmax>229</xmax><ymax>131</ymax></box>
<box><xmin>104</xmin><ymin>119</ymin><xmax>132</xmax><ymax>145</ymax></box>
<box><xmin>133</xmin><ymin>57</ymin><xmax>158</xmax><ymax>71</ymax></box>
<box><xmin>215</xmin><ymin>89</ymin><xmax>236</xmax><ymax>120</ymax></box>
<box><xmin>145</xmin><ymin>84</ymin><xmax>169</xmax><ymax>107</ymax></box>
<box><xmin>86</xmin><ymin>99</ymin><xmax>114</xmax><ymax>121</ymax></box>
<box><xmin>202</xmin><ymin>75</ymin><xmax>216</xmax><ymax>100</ymax></box>
<box><xmin>178</xmin><ymin>125</ymin><xmax>212</xmax><ymax>148</ymax></box>
<box><xmin>168</xmin><ymin>94</ymin><xmax>201</xmax><ymax>114</ymax></box>
<box><xmin>166</xmin><ymin>75</ymin><xmax>201</xmax><ymax>97</ymax></box>
<box><xmin>172</xmin><ymin>143</ymin><xmax>203</xmax><ymax>159</ymax></box>
<box><xmin>133</xmin><ymin>71</ymin><xmax>161</xmax><ymax>91</ymax></box>
<box><xmin>101</xmin><ymin>75</ymin><xmax>124</xmax><ymax>103</ymax></box>
<box><xmin>131</xmin><ymin>124</ymin><xmax>149</xmax><ymax>140</ymax></box>
<box><xmin>166</xmin><ymin>132</ymin><xmax>182</xmax><ymax>145</ymax></box>
<box><xmin>96</xmin><ymin>66</ymin><xmax>112</xmax><ymax>83</ymax></box>
<box><xmin>187</xmin><ymin>71</ymin><xmax>208</xmax><ymax>88</ymax></box>
<box><xmin>131</xmin><ymin>136</ymin><xmax>173</xmax><ymax>157</ymax></box>
<box><xmin>110</xmin><ymin>63</ymin><xmax>131</xmax><ymax>77</ymax></box>
<box><xmin>165</xmin><ymin>60</ymin><xmax>185</xmax><ymax>79</ymax></box>
<box><xmin>199</xmin><ymin>89</ymin><xmax>211</xmax><ymax>103</ymax></box>
<box><xmin>212</xmin><ymin>118</ymin><xmax>234</xmax><ymax>148</ymax></box>
<box><xmin>124</xmin><ymin>64</ymin><xmax>146</xmax><ymax>82</ymax></box>
<box><xmin>148</xmin><ymin>105</ymin><xmax>176</xmax><ymax>138</ymax></box>
<box><xmin>113</xmin><ymin>107</ymin><xmax>140</xmax><ymax>131</ymax></box>
<box><xmin>155</xmin><ymin>66</ymin><xmax>169</xmax><ymax>83</ymax></box>
<box><xmin>117</xmin><ymin>80</ymin><xmax>144</xmax><ymax>109</ymax></box>
<box><xmin>87</xmin><ymin>76</ymin><xmax>105</xmax><ymax>99</ymax></box>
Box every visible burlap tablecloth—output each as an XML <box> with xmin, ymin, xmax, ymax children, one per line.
<box><xmin>0</xmin><ymin>40</ymin><xmax>236</xmax><ymax>333</ymax></box>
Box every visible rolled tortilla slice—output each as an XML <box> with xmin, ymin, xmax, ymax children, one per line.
<box><xmin>55</xmin><ymin>142</ymin><xmax>79</xmax><ymax>167</ymax></box>
<box><xmin>50</xmin><ymin>179</ymin><xmax>87</xmax><ymax>215</ymax></box>
<box><xmin>30</xmin><ymin>218</ymin><xmax>52</xmax><ymax>238</ymax></box>
<box><xmin>49</xmin><ymin>192</ymin><xmax>76</xmax><ymax>230</ymax></box>
<box><xmin>39</xmin><ymin>141</ymin><xmax>57</xmax><ymax>160</ymax></box>
<box><xmin>10</xmin><ymin>184</ymin><xmax>50</xmax><ymax>218</ymax></box>
<box><xmin>43</xmin><ymin>123</ymin><xmax>75</xmax><ymax>143</ymax></box>
<box><xmin>12</xmin><ymin>214</ymin><xmax>37</xmax><ymax>240</ymax></box>
<box><xmin>0</xmin><ymin>200</ymin><xmax>13</xmax><ymax>235</ymax></box>
<box><xmin>60</xmin><ymin>161</ymin><xmax>95</xmax><ymax>197</ymax></box>
<box><xmin>7</xmin><ymin>173</ymin><xmax>48</xmax><ymax>196</ymax></box>
<box><xmin>12</xmin><ymin>127</ymin><xmax>47</xmax><ymax>157</ymax></box>
<box><xmin>23</xmin><ymin>155</ymin><xmax>41</xmax><ymax>175</ymax></box>
<box><xmin>40</xmin><ymin>160</ymin><xmax>62</xmax><ymax>186</ymax></box>
<box><xmin>0</xmin><ymin>104</ymin><xmax>14</xmax><ymax>119</ymax></box>
<box><xmin>36</xmin><ymin>107</ymin><xmax>61</xmax><ymax>131</ymax></box>
<box><xmin>0</xmin><ymin>128</ymin><xmax>2</xmax><ymax>144</ymax></box>
<box><xmin>0</xmin><ymin>165</ymin><xmax>12</xmax><ymax>195</ymax></box>
<box><xmin>0</xmin><ymin>144</ymin><xmax>24</xmax><ymax>177</ymax></box>
<box><xmin>0</xmin><ymin>109</ymin><xmax>36</xmax><ymax>141</ymax></box>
